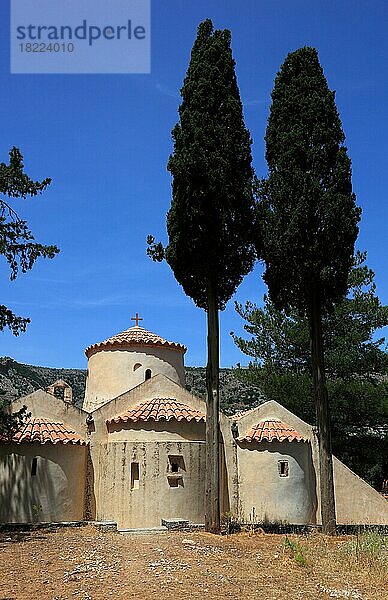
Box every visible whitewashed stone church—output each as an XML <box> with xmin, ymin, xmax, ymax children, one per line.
<box><xmin>1</xmin><ymin>319</ymin><xmax>387</xmax><ymax>528</ymax></box>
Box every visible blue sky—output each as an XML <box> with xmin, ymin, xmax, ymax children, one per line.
<box><xmin>0</xmin><ymin>0</ymin><xmax>387</xmax><ymax>369</ymax></box>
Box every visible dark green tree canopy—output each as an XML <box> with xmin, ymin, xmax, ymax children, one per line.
<box><xmin>259</xmin><ymin>46</ymin><xmax>361</xmax><ymax>313</ymax></box>
<box><xmin>163</xmin><ymin>19</ymin><xmax>255</xmax><ymax>309</ymax></box>
<box><xmin>147</xmin><ymin>19</ymin><xmax>257</xmax><ymax>531</ymax></box>
<box><xmin>233</xmin><ymin>252</ymin><xmax>388</xmax><ymax>382</ymax></box>
<box><xmin>232</xmin><ymin>253</ymin><xmax>388</xmax><ymax>487</ymax></box>
<box><xmin>0</xmin><ymin>147</ymin><xmax>59</xmax><ymax>334</ymax></box>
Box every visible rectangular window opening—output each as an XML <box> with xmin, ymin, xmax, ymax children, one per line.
<box><xmin>168</xmin><ymin>455</ymin><xmax>185</xmax><ymax>473</ymax></box>
<box><xmin>31</xmin><ymin>457</ymin><xmax>37</xmax><ymax>477</ymax></box>
<box><xmin>278</xmin><ymin>460</ymin><xmax>289</xmax><ymax>477</ymax></box>
<box><xmin>131</xmin><ymin>462</ymin><xmax>140</xmax><ymax>490</ymax></box>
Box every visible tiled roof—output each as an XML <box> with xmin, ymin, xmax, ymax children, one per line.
<box><xmin>239</xmin><ymin>419</ymin><xmax>307</xmax><ymax>443</ymax></box>
<box><xmin>85</xmin><ymin>325</ymin><xmax>186</xmax><ymax>356</ymax></box>
<box><xmin>1</xmin><ymin>418</ymin><xmax>87</xmax><ymax>445</ymax></box>
<box><xmin>107</xmin><ymin>398</ymin><xmax>206</xmax><ymax>425</ymax></box>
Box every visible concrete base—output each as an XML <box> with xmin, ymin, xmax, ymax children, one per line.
<box><xmin>119</xmin><ymin>526</ymin><xmax>168</xmax><ymax>535</ymax></box>
<box><xmin>161</xmin><ymin>518</ymin><xmax>189</xmax><ymax>530</ymax></box>
<box><xmin>0</xmin><ymin>520</ymin><xmax>118</xmax><ymax>532</ymax></box>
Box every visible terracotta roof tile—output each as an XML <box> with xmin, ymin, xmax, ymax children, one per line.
<box><xmin>107</xmin><ymin>398</ymin><xmax>206</xmax><ymax>425</ymax></box>
<box><xmin>239</xmin><ymin>419</ymin><xmax>307</xmax><ymax>443</ymax></box>
<box><xmin>85</xmin><ymin>325</ymin><xmax>186</xmax><ymax>357</ymax></box>
<box><xmin>1</xmin><ymin>418</ymin><xmax>87</xmax><ymax>445</ymax></box>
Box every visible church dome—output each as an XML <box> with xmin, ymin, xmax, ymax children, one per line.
<box><xmin>83</xmin><ymin>319</ymin><xmax>187</xmax><ymax>413</ymax></box>
<box><xmin>85</xmin><ymin>325</ymin><xmax>186</xmax><ymax>357</ymax></box>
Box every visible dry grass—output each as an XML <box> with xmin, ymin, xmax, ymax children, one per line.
<box><xmin>0</xmin><ymin>526</ymin><xmax>386</xmax><ymax>599</ymax></box>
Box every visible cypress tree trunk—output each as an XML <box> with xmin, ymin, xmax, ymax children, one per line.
<box><xmin>205</xmin><ymin>279</ymin><xmax>220</xmax><ymax>533</ymax></box>
<box><xmin>309</xmin><ymin>289</ymin><xmax>336</xmax><ymax>535</ymax></box>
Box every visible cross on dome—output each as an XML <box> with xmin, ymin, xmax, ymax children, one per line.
<box><xmin>131</xmin><ymin>312</ymin><xmax>143</xmax><ymax>327</ymax></box>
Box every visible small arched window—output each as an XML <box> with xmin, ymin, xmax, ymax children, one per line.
<box><xmin>133</xmin><ymin>363</ymin><xmax>142</xmax><ymax>372</ymax></box>
<box><xmin>145</xmin><ymin>369</ymin><xmax>152</xmax><ymax>381</ymax></box>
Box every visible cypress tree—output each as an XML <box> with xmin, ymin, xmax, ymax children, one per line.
<box><xmin>258</xmin><ymin>47</ymin><xmax>361</xmax><ymax>534</ymax></box>
<box><xmin>148</xmin><ymin>19</ymin><xmax>256</xmax><ymax>532</ymax></box>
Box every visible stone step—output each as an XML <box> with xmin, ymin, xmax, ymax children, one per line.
<box><xmin>119</xmin><ymin>526</ymin><xmax>168</xmax><ymax>535</ymax></box>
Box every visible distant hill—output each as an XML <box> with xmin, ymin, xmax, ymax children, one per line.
<box><xmin>0</xmin><ymin>357</ymin><xmax>87</xmax><ymax>407</ymax></box>
<box><xmin>185</xmin><ymin>366</ymin><xmax>265</xmax><ymax>415</ymax></box>
<box><xmin>0</xmin><ymin>357</ymin><xmax>264</xmax><ymax>415</ymax></box>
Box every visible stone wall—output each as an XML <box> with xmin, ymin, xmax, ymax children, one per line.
<box><xmin>94</xmin><ymin>440</ymin><xmax>206</xmax><ymax>529</ymax></box>
<box><xmin>0</xmin><ymin>442</ymin><xmax>87</xmax><ymax>523</ymax></box>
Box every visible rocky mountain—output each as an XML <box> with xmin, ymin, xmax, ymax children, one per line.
<box><xmin>0</xmin><ymin>357</ymin><xmax>87</xmax><ymax>408</ymax></box>
<box><xmin>185</xmin><ymin>366</ymin><xmax>265</xmax><ymax>415</ymax></box>
<box><xmin>0</xmin><ymin>357</ymin><xmax>264</xmax><ymax>415</ymax></box>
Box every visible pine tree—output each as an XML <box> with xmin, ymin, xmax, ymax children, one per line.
<box><xmin>257</xmin><ymin>47</ymin><xmax>361</xmax><ymax>533</ymax></box>
<box><xmin>148</xmin><ymin>19</ymin><xmax>256</xmax><ymax>532</ymax></box>
<box><xmin>0</xmin><ymin>147</ymin><xmax>59</xmax><ymax>435</ymax></box>
<box><xmin>232</xmin><ymin>252</ymin><xmax>388</xmax><ymax>489</ymax></box>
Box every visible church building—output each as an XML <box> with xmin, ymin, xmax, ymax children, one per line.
<box><xmin>1</xmin><ymin>319</ymin><xmax>387</xmax><ymax>528</ymax></box>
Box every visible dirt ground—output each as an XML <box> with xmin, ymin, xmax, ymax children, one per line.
<box><xmin>0</xmin><ymin>525</ymin><xmax>386</xmax><ymax>600</ymax></box>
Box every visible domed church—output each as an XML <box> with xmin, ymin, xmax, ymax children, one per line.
<box><xmin>1</xmin><ymin>317</ymin><xmax>387</xmax><ymax>528</ymax></box>
<box><xmin>83</xmin><ymin>315</ymin><xmax>186</xmax><ymax>412</ymax></box>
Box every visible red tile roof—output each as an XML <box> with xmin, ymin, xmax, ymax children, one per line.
<box><xmin>1</xmin><ymin>418</ymin><xmax>87</xmax><ymax>445</ymax></box>
<box><xmin>239</xmin><ymin>419</ymin><xmax>307</xmax><ymax>443</ymax></box>
<box><xmin>85</xmin><ymin>325</ymin><xmax>186</xmax><ymax>357</ymax></box>
<box><xmin>107</xmin><ymin>398</ymin><xmax>206</xmax><ymax>425</ymax></box>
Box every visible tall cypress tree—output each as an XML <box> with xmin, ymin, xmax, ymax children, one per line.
<box><xmin>258</xmin><ymin>47</ymin><xmax>361</xmax><ymax>534</ymax></box>
<box><xmin>148</xmin><ymin>19</ymin><xmax>256</xmax><ymax>532</ymax></box>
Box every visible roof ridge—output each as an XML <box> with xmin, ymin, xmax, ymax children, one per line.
<box><xmin>107</xmin><ymin>396</ymin><xmax>206</xmax><ymax>425</ymax></box>
<box><xmin>85</xmin><ymin>325</ymin><xmax>186</xmax><ymax>357</ymax></box>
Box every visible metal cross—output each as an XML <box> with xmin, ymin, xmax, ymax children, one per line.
<box><xmin>131</xmin><ymin>312</ymin><xmax>143</xmax><ymax>327</ymax></box>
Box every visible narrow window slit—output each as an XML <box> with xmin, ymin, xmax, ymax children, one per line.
<box><xmin>31</xmin><ymin>457</ymin><xmax>38</xmax><ymax>477</ymax></box>
<box><xmin>131</xmin><ymin>462</ymin><xmax>140</xmax><ymax>490</ymax></box>
<box><xmin>278</xmin><ymin>460</ymin><xmax>289</xmax><ymax>477</ymax></box>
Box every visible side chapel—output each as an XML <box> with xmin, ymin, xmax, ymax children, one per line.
<box><xmin>1</xmin><ymin>316</ymin><xmax>387</xmax><ymax>528</ymax></box>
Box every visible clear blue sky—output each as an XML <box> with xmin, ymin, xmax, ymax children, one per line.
<box><xmin>0</xmin><ymin>0</ymin><xmax>387</xmax><ymax>369</ymax></box>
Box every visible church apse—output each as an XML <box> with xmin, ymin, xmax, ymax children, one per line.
<box><xmin>94</xmin><ymin>397</ymin><xmax>207</xmax><ymax>528</ymax></box>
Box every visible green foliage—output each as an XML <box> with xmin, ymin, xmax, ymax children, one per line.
<box><xmin>148</xmin><ymin>19</ymin><xmax>255</xmax><ymax>309</ymax></box>
<box><xmin>0</xmin><ymin>148</ymin><xmax>59</xmax><ymax>432</ymax></box>
<box><xmin>0</xmin><ymin>399</ymin><xmax>30</xmax><ymax>439</ymax></box>
<box><xmin>232</xmin><ymin>253</ymin><xmax>388</xmax><ymax>488</ymax></box>
<box><xmin>0</xmin><ymin>147</ymin><xmax>59</xmax><ymax>335</ymax></box>
<box><xmin>284</xmin><ymin>535</ymin><xmax>307</xmax><ymax>566</ymax></box>
<box><xmin>339</xmin><ymin>531</ymin><xmax>388</xmax><ymax>572</ymax></box>
<box><xmin>258</xmin><ymin>47</ymin><xmax>361</xmax><ymax>313</ymax></box>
